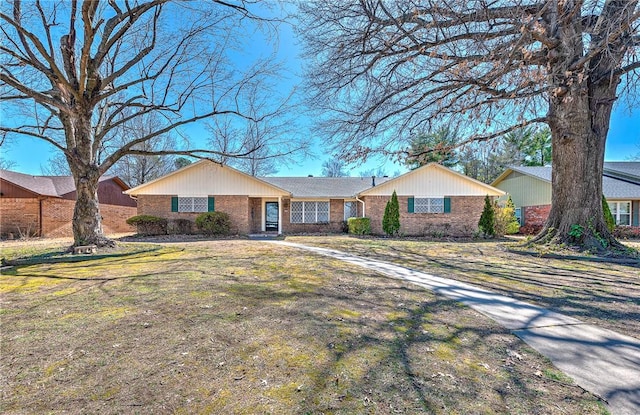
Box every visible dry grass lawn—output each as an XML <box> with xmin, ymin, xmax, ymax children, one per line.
<box><xmin>0</xmin><ymin>238</ymin><xmax>613</xmax><ymax>414</ymax></box>
<box><xmin>286</xmin><ymin>236</ymin><xmax>640</xmax><ymax>341</ymax></box>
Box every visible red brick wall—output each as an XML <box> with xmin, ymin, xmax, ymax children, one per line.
<box><xmin>0</xmin><ymin>197</ymin><xmax>135</xmax><ymax>238</ymax></box>
<box><xmin>0</xmin><ymin>197</ymin><xmax>40</xmax><ymax>237</ymax></box>
<box><xmin>41</xmin><ymin>198</ymin><xmax>136</xmax><ymax>237</ymax></box>
<box><xmin>249</xmin><ymin>197</ymin><xmax>262</xmax><ymax>233</ymax></box>
<box><xmin>363</xmin><ymin>195</ymin><xmax>487</xmax><ymax>237</ymax></box>
<box><xmin>136</xmin><ymin>195</ymin><xmax>250</xmax><ymax>234</ymax></box>
<box><xmin>522</xmin><ymin>204</ymin><xmax>551</xmax><ymax>233</ymax></box>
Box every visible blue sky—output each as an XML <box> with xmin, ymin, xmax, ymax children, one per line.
<box><xmin>1</xmin><ymin>4</ymin><xmax>638</xmax><ymax>178</ymax></box>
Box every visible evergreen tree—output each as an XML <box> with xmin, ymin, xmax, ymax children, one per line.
<box><xmin>383</xmin><ymin>190</ymin><xmax>401</xmax><ymax>236</ymax></box>
<box><xmin>478</xmin><ymin>195</ymin><xmax>496</xmax><ymax>238</ymax></box>
<box><xmin>602</xmin><ymin>196</ymin><xmax>616</xmax><ymax>233</ymax></box>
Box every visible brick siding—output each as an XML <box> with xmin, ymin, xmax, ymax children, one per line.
<box><xmin>0</xmin><ymin>197</ymin><xmax>135</xmax><ymax>238</ymax></box>
<box><xmin>363</xmin><ymin>195</ymin><xmax>487</xmax><ymax>237</ymax></box>
<box><xmin>521</xmin><ymin>204</ymin><xmax>551</xmax><ymax>234</ymax></box>
<box><xmin>136</xmin><ymin>194</ymin><xmax>251</xmax><ymax>234</ymax></box>
<box><xmin>0</xmin><ymin>198</ymin><xmax>40</xmax><ymax>237</ymax></box>
<box><xmin>249</xmin><ymin>197</ymin><xmax>262</xmax><ymax>233</ymax></box>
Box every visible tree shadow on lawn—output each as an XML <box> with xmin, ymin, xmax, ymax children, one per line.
<box><xmin>1</xmin><ymin>246</ymin><xmax>609</xmax><ymax>415</ymax></box>
<box><xmin>349</xmin><ymin>244</ymin><xmax>640</xmax><ymax>339</ymax></box>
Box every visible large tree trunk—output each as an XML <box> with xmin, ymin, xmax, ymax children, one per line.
<box><xmin>532</xmin><ymin>4</ymin><xmax>625</xmax><ymax>253</ymax></box>
<box><xmin>70</xmin><ymin>164</ymin><xmax>113</xmax><ymax>247</ymax></box>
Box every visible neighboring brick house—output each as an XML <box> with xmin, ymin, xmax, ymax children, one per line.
<box><xmin>491</xmin><ymin>163</ymin><xmax>640</xmax><ymax>233</ymax></box>
<box><xmin>125</xmin><ymin>160</ymin><xmax>504</xmax><ymax>236</ymax></box>
<box><xmin>0</xmin><ymin>169</ymin><xmax>137</xmax><ymax>238</ymax></box>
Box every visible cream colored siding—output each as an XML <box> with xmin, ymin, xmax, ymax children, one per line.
<box><xmin>360</xmin><ymin>164</ymin><xmax>504</xmax><ymax>197</ymax></box>
<box><xmin>495</xmin><ymin>172</ymin><xmax>551</xmax><ymax>207</ymax></box>
<box><xmin>126</xmin><ymin>161</ymin><xmax>288</xmax><ymax>197</ymax></box>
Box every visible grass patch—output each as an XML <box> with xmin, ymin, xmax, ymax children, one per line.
<box><xmin>1</xmin><ymin>239</ymin><xmax>606</xmax><ymax>414</ymax></box>
<box><xmin>286</xmin><ymin>236</ymin><xmax>640</xmax><ymax>340</ymax></box>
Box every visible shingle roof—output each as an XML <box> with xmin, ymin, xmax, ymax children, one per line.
<box><xmin>0</xmin><ymin>169</ymin><xmax>61</xmax><ymax>196</ymax></box>
<box><xmin>0</xmin><ymin>169</ymin><xmax>124</xmax><ymax>197</ymax></box>
<box><xmin>260</xmin><ymin>176</ymin><xmax>392</xmax><ymax>198</ymax></box>
<box><xmin>604</xmin><ymin>162</ymin><xmax>640</xmax><ymax>184</ymax></box>
<box><xmin>505</xmin><ymin>164</ymin><xmax>640</xmax><ymax>199</ymax></box>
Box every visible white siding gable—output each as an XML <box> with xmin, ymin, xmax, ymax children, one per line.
<box><xmin>125</xmin><ymin>160</ymin><xmax>289</xmax><ymax>197</ymax></box>
<box><xmin>359</xmin><ymin>163</ymin><xmax>504</xmax><ymax>197</ymax></box>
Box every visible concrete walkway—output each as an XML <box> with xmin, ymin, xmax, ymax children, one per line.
<box><xmin>273</xmin><ymin>241</ymin><xmax>640</xmax><ymax>415</ymax></box>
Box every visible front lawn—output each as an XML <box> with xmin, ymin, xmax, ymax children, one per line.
<box><xmin>286</xmin><ymin>236</ymin><xmax>640</xmax><ymax>341</ymax></box>
<box><xmin>0</xmin><ymin>240</ymin><xmax>608</xmax><ymax>414</ymax></box>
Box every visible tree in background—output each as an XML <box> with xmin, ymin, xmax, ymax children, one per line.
<box><xmin>478</xmin><ymin>196</ymin><xmax>496</xmax><ymax>238</ymax></box>
<box><xmin>0</xmin><ymin>136</ymin><xmax>16</xmax><ymax>169</ymax></box>
<box><xmin>207</xmin><ymin>75</ymin><xmax>307</xmax><ymax>177</ymax></box>
<box><xmin>403</xmin><ymin>127</ymin><xmax>459</xmax><ymax>169</ymax></box>
<box><xmin>504</xmin><ymin>126</ymin><xmax>552</xmax><ymax>166</ymax></box>
<box><xmin>174</xmin><ymin>157</ymin><xmax>192</xmax><ymax>171</ymax></box>
<box><xmin>300</xmin><ymin>1</ymin><xmax>639</xmax><ymax>252</ymax></box>
<box><xmin>382</xmin><ymin>190</ymin><xmax>400</xmax><ymax>236</ymax></box>
<box><xmin>322</xmin><ymin>158</ymin><xmax>348</xmax><ymax>177</ymax></box>
<box><xmin>1</xmin><ymin>0</ymin><xmax>292</xmax><ymax>247</ymax></box>
<box><xmin>359</xmin><ymin>167</ymin><xmax>388</xmax><ymax>178</ymax></box>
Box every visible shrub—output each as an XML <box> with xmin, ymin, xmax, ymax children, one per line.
<box><xmin>602</xmin><ymin>196</ymin><xmax>615</xmax><ymax>233</ymax></box>
<box><xmin>494</xmin><ymin>196</ymin><xmax>520</xmax><ymax>236</ymax></box>
<box><xmin>195</xmin><ymin>211</ymin><xmax>232</xmax><ymax>235</ymax></box>
<box><xmin>613</xmin><ymin>226</ymin><xmax>640</xmax><ymax>239</ymax></box>
<box><xmin>348</xmin><ymin>217</ymin><xmax>371</xmax><ymax>235</ymax></box>
<box><xmin>126</xmin><ymin>215</ymin><xmax>167</xmax><ymax>235</ymax></box>
<box><xmin>478</xmin><ymin>195</ymin><xmax>495</xmax><ymax>238</ymax></box>
<box><xmin>382</xmin><ymin>190</ymin><xmax>400</xmax><ymax>236</ymax></box>
<box><xmin>168</xmin><ymin>219</ymin><xmax>193</xmax><ymax>234</ymax></box>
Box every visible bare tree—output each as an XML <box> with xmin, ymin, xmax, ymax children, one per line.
<box><xmin>1</xmin><ymin>0</ymin><xmax>289</xmax><ymax>246</ymax></box>
<box><xmin>321</xmin><ymin>158</ymin><xmax>349</xmax><ymax>177</ymax></box>
<box><xmin>0</xmin><ymin>136</ymin><xmax>16</xmax><ymax>169</ymax></box>
<box><xmin>207</xmin><ymin>73</ymin><xmax>307</xmax><ymax>176</ymax></box>
<box><xmin>300</xmin><ymin>1</ymin><xmax>640</xmax><ymax>251</ymax></box>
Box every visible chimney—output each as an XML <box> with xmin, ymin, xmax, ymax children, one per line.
<box><xmin>308</xmin><ymin>174</ymin><xmax>313</xmax><ymax>177</ymax></box>
<box><xmin>371</xmin><ymin>176</ymin><xmax>376</xmax><ymax>186</ymax></box>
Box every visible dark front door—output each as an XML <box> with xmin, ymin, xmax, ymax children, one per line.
<box><xmin>265</xmin><ymin>202</ymin><xmax>279</xmax><ymax>231</ymax></box>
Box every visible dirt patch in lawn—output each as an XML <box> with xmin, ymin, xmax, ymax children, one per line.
<box><xmin>286</xmin><ymin>236</ymin><xmax>640</xmax><ymax>341</ymax></box>
<box><xmin>1</xmin><ymin>240</ymin><xmax>608</xmax><ymax>414</ymax></box>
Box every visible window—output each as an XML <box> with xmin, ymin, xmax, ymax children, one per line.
<box><xmin>344</xmin><ymin>201</ymin><xmax>358</xmax><ymax>220</ymax></box>
<box><xmin>413</xmin><ymin>197</ymin><xmax>444</xmax><ymax>213</ymax></box>
<box><xmin>608</xmin><ymin>201</ymin><xmax>631</xmax><ymax>226</ymax></box>
<box><xmin>172</xmin><ymin>196</ymin><xmax>212</xmax><ymax>213</ymax></box>
<box><xmin>291</xmin><ymin>201</ymin><xmax>330</xmax><ymax>223</ymax></box>
<box><xmin>514</xmin><ymin>208</ymin><xmax>523</xmax><ymax>225</ymax></box>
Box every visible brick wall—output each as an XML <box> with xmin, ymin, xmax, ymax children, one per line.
<box><xmin>100</xmin><ymin>204</ymin><xmax>137</xmax><ymax>234</ymax></box>
<box><xmin>249</xmin><ymin>197</ymin><xmax>262</xmax><ymax>233</ymax></box>
<box><xmin>0</xmin><ymin>197</ymin><xmax>135</xmax><ymax>238</ymax></box>
<box><xmin>280</xmin><ymin>198</ymin><xmax>346</xmax><ymax>233</ymax></box>
<box><xmin>0</xmin><ymin>197</ymin><xmax>40</xmax><ymax>237</ymax></box>
<box><xmin>363</xmin><ymin>195</ymin><xmax>487</xmax><ymax>237</ymax></box>
<box><xmin>41</xmin><ymin>198</ymin><xmax>136</xmax><ymax>237</ymax></box>
<box><xmin>522</xmin><ymin>204</ymin><xmax>551</xmax><ymax>233</ymax></box>
<box><xmin>136</xmin><ymin>194</ymin><xmax>250</xmax><ymax>234</ymax></box>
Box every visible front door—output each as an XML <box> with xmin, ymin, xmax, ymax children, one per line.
<box><xmin>265</xmin><ymin>202</ymin><xmax>279</xmax><ymax>232</ymax></box>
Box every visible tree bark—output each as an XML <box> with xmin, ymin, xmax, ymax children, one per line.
<box><xmin>532</xmin><ymin>2</ymin><xmax>627</xmax><ymax>252</ymax></box>
<box><xmin>70</xmin><ymin>164</ymin><xmax>112</xmax><ymax>247</ymax></box>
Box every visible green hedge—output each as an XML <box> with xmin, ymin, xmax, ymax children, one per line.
<box><xmin>126</xmin><ymin>215</ymin><xmax>167</xmax><ymax>235</ymax></box>
<box><xmin>195</xmin><ymin>211</ymin><xmax>232</xmax><ymax>235</ymax></box>
<box><xmin>347</xmin><ymin>217</ymin><xmax>371</xmax><ymax>235</ymax></box>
